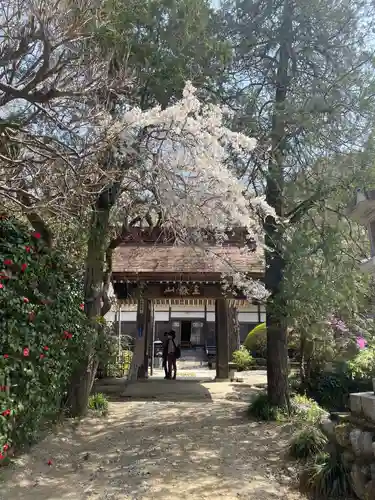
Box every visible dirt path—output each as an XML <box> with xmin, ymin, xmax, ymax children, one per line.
<box><xmin>0</xmin><ymin>378</ymin><xmax>304</xmax><ymax>500</ymax></box>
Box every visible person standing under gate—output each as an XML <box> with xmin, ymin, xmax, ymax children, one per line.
<box><xmin>162</xmin><ymin>332</ymin><xmax>169</xmax><ymax>379</ymax></box>
<box><xmin>166</xmin><ymin>330</ymin><xmax>178</xmax><ymax>380</ymax></box>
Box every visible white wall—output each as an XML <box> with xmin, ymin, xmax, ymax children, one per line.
<box><xmin>105</xmin><ymin>302</ymin><xmax>266</xmax><ymax>323</ymax></box>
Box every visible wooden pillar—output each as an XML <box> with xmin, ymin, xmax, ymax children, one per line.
<box><xmin>143</xmin><ymin>299</ymin><xmax>153</xmax><ymax>376</ymax></box>
<box><xmin>215</xmin><ymin>298</ymin><xmax>229</xmax><ymax>379</ymax></box>
<box><xmin>128</xmin><ymin>288</ymin><xmax>150</xmax><ymax>380</ymax></box>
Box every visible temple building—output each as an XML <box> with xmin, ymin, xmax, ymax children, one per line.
<box><xmin>106</xmin><ymin>227</ymin><xmax>265</xmax><ymax>379</ymax></box>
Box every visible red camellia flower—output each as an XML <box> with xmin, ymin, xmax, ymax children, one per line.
<box><xmin>2</xmin><ymin>409</ymin><xmax>10</xmax><ymax>416</ymax></box>
<box><xmin>3</xmin><ymin>444</ymin><xmax>9</xmax><ymax>451</ymax></box>
<box><xmin>21</xmin><ymin>263</ymin><xmax>28</xmax><ymax>272</ymax></box>
<box><xmin>0</xmin><ymin>386</ymin><xmax>9</xmax><ymax>391</ymax></box>
<box><xmin>63</xmin><ymin>331</ymin><xmax>73</xmax><ymax>340</ymax></box>
<box><xmin>47</xmin><ymin>459</ymin><xmax>53</xmax><ymax>466</ymax></box>
<box><xmin>43</xmin><ymin>346</ymin><xmax>49</xmax><ymax>351</ymax></box>
<box><xmin>23</xmin><ymin>297</ymin><xmax>29</xmax><ymax>303</ymax></box>
<box><xmin>0</xmin><ymin>284</ymin><xmax>3</xmax><ymax>289</ymax></box>
<box><xmin>0</xmin><ymin>453</ymin><xmax>4</xmax><ymax>460</ymax></box>
<box><xmin>79</xmin><ymin>303</ymin><xmax>84</xmax><ymax>311</ymax></box>
<box><xmin>3</xmin><ymin>354</ymin><xmax>8</xmax><ymax>359</ymax></box>
<box><xmin>23</xmin><ymin>347</ymin><xmax>30</xmax><ymax>357</ymax></box>
<box><xmin>39</xmin><ymin>354</ymin><xmax>45</xmax><ymax>359</ymax></box>
<box><xmin>25</xmin><ymin>246</ymin><xmax>32</xmax><ymax>253</ymax></box>
<box><xmin>3</xmin><ymin>259</ymin><xmax>12</xmax><ymax>266</ymax></box>
<box><xmin>32</xmin><ymin>232</ymin><xmax>41</xmax><ymax>239</ymax></box>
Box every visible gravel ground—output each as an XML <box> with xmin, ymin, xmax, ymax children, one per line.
<box><xmin>0</xmin><ymin>379</ymin><xmax>305</xmax><ymax>500</ymax></box>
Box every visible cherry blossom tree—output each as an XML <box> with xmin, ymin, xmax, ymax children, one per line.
<box><xmin>0</xmin><ymin>0</ymin><xmax>275</xmax><ymax>415</ymax></box>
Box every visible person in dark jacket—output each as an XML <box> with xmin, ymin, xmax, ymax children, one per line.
<box><xmin>162</xmin><ymin>332</ymin><xmax>169</xmax><ymax>379</ymax></box>
<box><xmin>165</xmin><ymin>330</ymin><xmax>178</xmax><ymax>380</ymax></box>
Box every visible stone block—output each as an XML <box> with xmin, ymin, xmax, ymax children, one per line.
<box><xmin>361</xmin><ymin>393</ymin><xmax>375</xmax><ymax>423</ymax></box>
<box><xmin>362</xmin><ymin>431</ymin><xmax>374</xmax><ymax>457</ymax></box>
<box><xmin>321</xmin><ymin>418</ymin><xmax>336</xmax><ymax>441</ymax></box>
<box><xmin>350</xmin><ymin>429</ymin><xmax>363</xmax><ymax>456</ymax></box>
<box><xmin>342</xmin><ymin>449</ymin><xmax>355</xmax><ymax>467</ymax></box>
<box><xmin>370</xmin><ymin>462</ymin><xmax>375</xmax><ymax>480</ymax></box>
<box><xmin>335</xmin><ymin>422</ymin><xmax>351</xmax><ymax>447</ymax></box>
<box><xmin>350</xmin><ymin>429</ymin><xmax>375</xmax><ymax>458</ymax></box>
<box><xmin>351</xmin><ymin>393</ymin><xmax>365</xmax><ymax>415</ymax></box>
<box><xmin>352</xmin><ymin>464</ymin><xmax>372</xmax><ymax>500</ymax></box>
<box><xmin>351</xmin><ymin>463</ymin><xmax>369</xmax><ymax>500</ymax></box>
<box><xmin>364</xmin><ymin>479</ymin><xmax>375</xmax><ymax>500</ymax></box>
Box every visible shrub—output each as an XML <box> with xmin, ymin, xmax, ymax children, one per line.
<box><xmin>348</xmin><ymin>347</ymin><xmax>375</xmax><ymax>380</ymax></box>
<box><xmin>88</xmin><ymin>393</ymin><xmax>109</xmax><ymax>415</ymax></box>
<box><xmin>254</xmin><ymin>357</ymin><xmax>267</xmax><ymax>367</ymax></box>
<box><xmin>248</xmin><ymin>392</ymin><xmax>326</xmax><ymax>423</ymax></box>
<box><xmin>300</xmin><ymin>452</ymin><xmax>353</xmax><ymax>498</ymax></box>
<box><xmin>247</xmin><ymin>392</ymin><xmax>286</xmax><ymax>421</ymax></box>
<box><xmin>244</xmin><ymin>323</ymin><xmax>300</xmax><ymax>359</ymax></box>
<box><xmin>231</xmin><ymin>346</ymin><xmax>254</xmax><ymax>371</ymax></box>
<box><xmin>0</xmin><ymin>216</ymin><xmax>93</xmax><ymax>460</ymax></box>
<box><xmin>244</xmin><ymin>323</ymin><xmax>267</xmax><ymax>357</ymax></box>
<box><xmin>289</xmin><ymin>426</ymin><xmax>328</xmax><ymax>460</ymax></box>
<box><xmin>291</xmin><ymin>394</ymin><xmax>327</xmax><ymax>424</ymax></box>
<box><xmin>106</xmin><ymin>349</ymin><xmax>133</xmax><ymax>377</ymax></box>
<box><xmin>298</xmin><ymin>359</ymin><xmax>374</xmax><ymax>412</ymax></box>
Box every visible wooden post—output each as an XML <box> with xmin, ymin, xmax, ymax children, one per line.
<box><xmin>128</xmin><ymin>286</ymin><xmax>149</xmax><ymax>380</ymax></box>
<box><xmin>215</xmin><ymin>298</ymin><xmax>229</xmax><ymax>379</ymax></box>
<box><xmin>143</xmin><ymin>299</ymin><xmax>152</xmax><ymax>377</ymax></box>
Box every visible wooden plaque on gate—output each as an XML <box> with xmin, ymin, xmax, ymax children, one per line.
<box><xmin>162</xmin><ymin>283</ymin><xmax>202</xmax><ymax>297</ymax></box>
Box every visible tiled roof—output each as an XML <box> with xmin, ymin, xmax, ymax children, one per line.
<box><xmin>112</xmin><ymin>244</ymin><xmax>264</xmax><ymax>276</ymax></box>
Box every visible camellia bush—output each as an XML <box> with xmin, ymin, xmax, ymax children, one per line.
<box><xmin>0</xmin><ymin>216</ymin><xmax>94</xmax><ymax>462</ymax></box>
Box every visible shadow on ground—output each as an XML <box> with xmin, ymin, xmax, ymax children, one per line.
<box><xmin>93</xmin><ymin>377</ymin><xmax>215</xmax><ymax>403</ymax></box>
<box><xmin>0</xmin><ymin>374</ymin><xmax>302</xmax><ymax>500</ymax></box>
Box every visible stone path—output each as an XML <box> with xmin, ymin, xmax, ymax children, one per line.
<box><xmin>0</xmin><ymin>376</ymin><xmax>304</xmax><ymax>500</ymax></box>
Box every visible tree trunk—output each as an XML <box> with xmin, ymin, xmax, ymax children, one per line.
<box><xmin>299</xmin><ymin>332</ymin><xmax>307</xmax><ymax>387</ymax></box>
<box><xmin>67</xmin><ymin>182</ymin><xmax>121</xmax><ymax>417</ymax></box>
<box><xmin>228</xmin><ymin>304</ymin><xmax>240</xmax><ymax>359</ymax></box>
<box><xmin>264</xmin><ymin>0</ymin><xmax>292</xmax><ymax>409</ymax></box>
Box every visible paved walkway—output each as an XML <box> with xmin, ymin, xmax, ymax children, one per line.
<box><xmin>0</xmin><ymin>375</ymin><xmax>303</xmax><ymax>500</ymax></box>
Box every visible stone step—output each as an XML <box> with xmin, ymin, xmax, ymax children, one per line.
<box><xmin>350</xmin><ymin>392</ymin><xmax>375</xmax><ymax>423</ymax></box>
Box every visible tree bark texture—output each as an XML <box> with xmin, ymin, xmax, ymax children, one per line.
<box><xmin>67</xmin><ymin>182</ymin><xmax>121</xmax><ymax>417</ymax></box>
<box><xmin>215</xmin><ymin>298</ymin><xmax>230</xmax><ymax>379</ymax></box>
<box><xmin>228</xmin><ymin>304</ymin><xmax>240</xmax><ymax>359</ymax></box>
<box><xmin>264</xmin><ymin>0</ymin><xmax>292</xmax><ymax>409</ymax></box>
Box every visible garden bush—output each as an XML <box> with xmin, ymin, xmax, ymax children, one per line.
<box><xmin>0</xmin><ymin>216</ymin><xmax>94</xmax><ymax>462</ymax></box>
<box><xmin>248</xmin><ymin>392</ymin><xmax>326</xmax><ymax>423</ymax></box>
<box><xmin>244</xmin><ymin>323</ymin><xmax>300</xmax><ymax>359</ymax></box>
<box><xmin>244</xmin><ymin>323</ymin><xmax>267</xmax><ymax>357</ymax></box>
<box><xmin>348</xmin><ymin>347</ymin><xmax>375</xmax><ymax>380</ymax></box>
<box><xmin>106</xmin><ymin>349</ymin><xmax>133</xmax><ymax>378</ymax></box>
<box><xmin>296</xmin><ymin>351</ymin><xmax>375</xmax><ymax>412</ymax></box>
<box><xmin>247</xmin><ymin>392</ymin><xmax>285</xmax><ymax>421</ymax></box>
<box><xmin>231</xmin><ymin>346</ymin><xmax>254</xmax><ymax>371</ymax></box>
<box><xmin>88</xmin><ymin>393</ymin><xmax>109</xmax><ymax>415</ymax></box>
<box><xmin>289</xmin><ymin>426</ymin><xmax>328</xmax><ymax>460</ymax></box>
<box><xmin>290</xmin><ymin>394</ymin><xmax>327</xmax><ymax>424</ymax></box>
<box><xmin>300</xmin><ymin>451</ymin><xmax>353</xmax><ymax>498</ymax></box>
